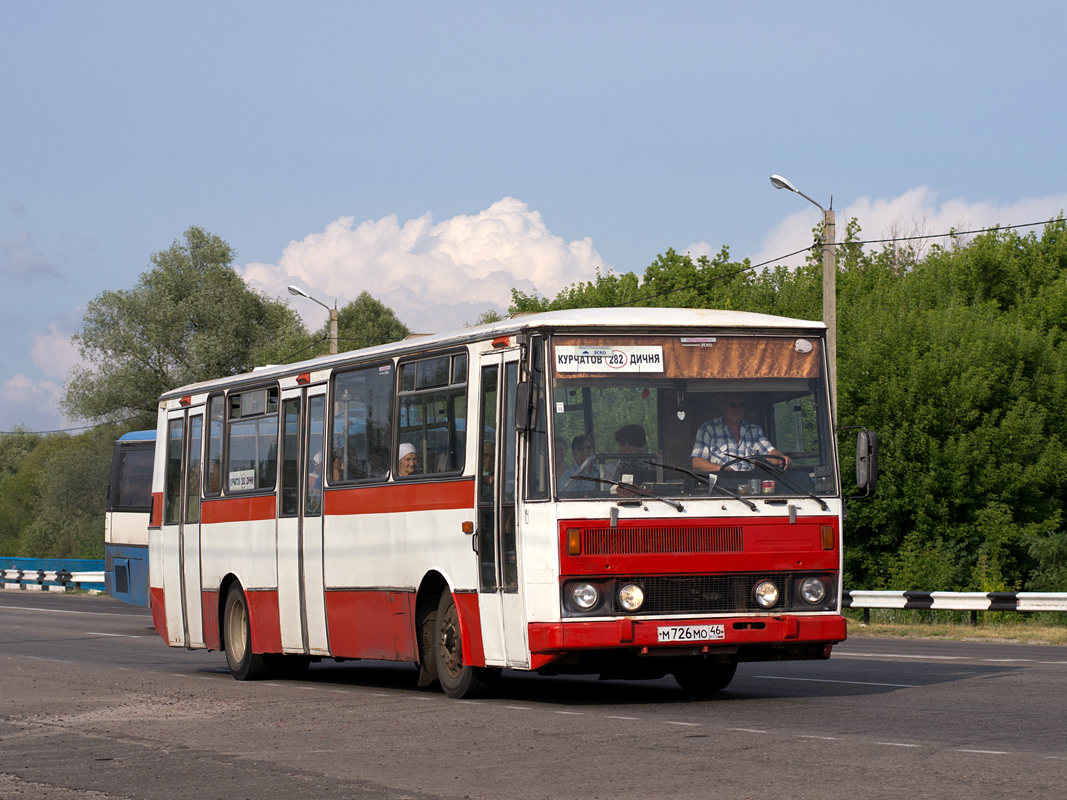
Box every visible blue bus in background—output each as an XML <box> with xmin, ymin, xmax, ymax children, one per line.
<box><xmin>104</xmin><ymin>430</ymin><xmax>155</xmax><ymax>606</ymax></box>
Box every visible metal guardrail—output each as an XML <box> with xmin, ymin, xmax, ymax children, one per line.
<box><xmin>843</xmin><ymin>590</ymin><xmax>1067</xmax><ymax>624</ymax></box>
<box><xmin>1</xmin><ymin>567</ymin><xmax>105</xmax><ymax>593</ymax></box>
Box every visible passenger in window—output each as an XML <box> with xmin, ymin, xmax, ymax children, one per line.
<box><xmin>331</xmin><ymin>454</ymin><xmax>345</xmax><ymax>482</ymax></box>
<box><xmin>691</xmin><ymin>394</ymin><xmax>791</xmax><ymax>472</ymax></box>
<box><xmin>398</xmin><ymin>443</ymin><xmax>420</xmax><ymax>477</ymax></box>
<box><xmin>558</xmin><ymin>433</ymin><xmax>598</xmax><ymax>493</ymax></box>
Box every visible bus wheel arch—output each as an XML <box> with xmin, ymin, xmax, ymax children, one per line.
<box><xmin>434</xmin><ymin>590</ymin><xmax>499</xmax><ymax>699</ymax></box>
<box><xmin>415</xmin><ymin>572</ymin><xmax>448</xmax><ymax>688</ymax></box>
<box><xmin>222</xmin><ymin>581</ymin><xmax>270</xmax><ymax>681</ymax></box>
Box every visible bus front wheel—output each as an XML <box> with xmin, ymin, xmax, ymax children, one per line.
<box><xmin>435</xmin><ymin>592</ymin><xmax>498</xmax><ymax>699</ymax></box>
<box><xmin>224</xmin><ymin>584</ymin><xmax>270</xmax><ymax>681</ymax></box>
<box><xmin>672</xmin><ymin>660</ymin><xmax>737</xmax><ymax>696</ymax></box>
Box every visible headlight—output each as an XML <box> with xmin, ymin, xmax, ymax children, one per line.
<box><xmin>800</xmin><ymin>577</ymin><xmax>827</xmax><ymax>604</ymax></box>
<box><xmin>571</xmin><ymin>583</ymin><xmax>599</xmax><ymax>610</ymax></box>
<box><xmin>753</xmin><ymin>580</ymin><xmax>779</xmax><ymax>608</ymax></box>
<box><xmin>618</xmin><ymin>583</ymin><xmax>645</xmax><ymax>612</ymax></box>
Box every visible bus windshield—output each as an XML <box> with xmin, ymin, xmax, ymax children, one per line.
<box><xmin>548</xmin><ymin>333</ymin><xmax>836</xmax><ymax>499</ymax></box>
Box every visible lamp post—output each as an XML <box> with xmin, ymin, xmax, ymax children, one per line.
<box><xmin>769</xmin><ymin>174</ymin><xmax>836</xmax><ymax>420</ymax></box>
<box><xmin>287</xmin><ymin>285</ymin><xmax>339</xmax><ymax>355</ymax></box>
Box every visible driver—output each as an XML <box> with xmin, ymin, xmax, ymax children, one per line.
<box><xmin>691</xmin><ymin>393</ymin><xmax>791</xmax><ymax>473</ymax></box>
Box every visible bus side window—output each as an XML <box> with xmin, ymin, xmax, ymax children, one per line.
<box><xmin>396</xmin><ymin>352</ymin><xmax>468</xmax><ymax>479</ymax></box>
<box><xmin>225</xmin><ymin>387</ymin><xmax>279</xmax><ymax>493</ymax></box>
<box><xmin>331</xmin><ymin>363</ymin><xmax>395</xmax><ymax>482</ymax></box>
<box><xmin>205</xmin><ymin>395</ymin><xmax>224</xmax><ymax>496</ymax></box>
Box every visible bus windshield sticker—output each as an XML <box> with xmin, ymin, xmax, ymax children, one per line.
<box><xmin>680</xmin><ymin>337</ymin><xmax>716</xmax><ymax>347</ymax></box>
<box><xmin>555</xmin><ymin>345</ymin><xmax>664</xmax><ymax>373</ymax></box>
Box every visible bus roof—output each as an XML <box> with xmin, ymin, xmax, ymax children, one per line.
<box><xmin>118</xmin><ymin>430</ymin><xmax>156</xmax><ymax>442</ymax></box>
<box><xmin>160</xmin><ymin>306</ymin><xmax>825</xmax><ymax>400</ymax></box>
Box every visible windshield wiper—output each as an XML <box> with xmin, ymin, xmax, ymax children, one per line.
<box><xmin>719</xmin><ymin>456</ymin><xmax>830</xmax><ymax>511</ymax></box>
<box><xmin>633</xmin><ymin>460</ymin><xmax>758</xmax><ymax>512</ymax></box>
<box><xmin>569</xmin><ymin>474</ymin><xmax>686</xmax><ymax>513</ymax></box>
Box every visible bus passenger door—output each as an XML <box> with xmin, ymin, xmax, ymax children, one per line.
<box><xmin>477</xmin><ymin>352</ymin><xmax>529</xmax><ymax>667</ymax></box>
<box><xmin>161</xmin><ymin>409</ymin><xmax>205</xmax><ymax>648</ymax></box>
<box><xmin>277</xmin><ymin>386</ymin><xmax>330</xmax><ymax>655</ymax></box>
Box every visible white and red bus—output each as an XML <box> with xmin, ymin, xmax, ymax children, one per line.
<box><xmin>148</xmin><ymin>308</ymin><xmax>876</xmax><ymax>697</ymax></box>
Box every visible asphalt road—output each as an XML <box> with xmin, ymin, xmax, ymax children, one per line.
<box><xmin>1</xmin><ymin>591</ymin><xmax>1065</xmax><ymax>799</ymax></box>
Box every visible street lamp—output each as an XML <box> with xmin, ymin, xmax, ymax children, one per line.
<box><xmin>769</xmin><ymin>174</ymin><xmax>837</xmax><ymax>420</ymax></box>
<box><xmin>287</xmin><ymin>284</ymin><xmax>339</xmax><ymax>355</ymax></box>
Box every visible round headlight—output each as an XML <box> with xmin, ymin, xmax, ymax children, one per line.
<box><xmin>800</xmin><ymin>577</ymin><xmax>827</xmax><ymax>604</ymax></box>
<box><xmin>571</xmin><ymin>583</ymin><xmax>599</xmax><ymax>610</ymax></box>
<box><xmin>618</xmin><ymin>583</ymin><xmax>645</xmax><ymax>612</ymax></box>
<box><xmin>753</xmin><ymin>580</ymin><xmax>780</xmax><ymax>608</ymax></box>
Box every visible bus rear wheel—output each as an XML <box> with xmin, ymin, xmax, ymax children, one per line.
<box><xmin>673</xmin><ymin>660</ymin><xmax>737</xmax><ymax>696</ymax></box>
<box><xmin>435</xmin><ymin>592</ymin><xmax>498</xmax><ymax>699</ymax></box>
<box><xmin>224</xmin><ymin>584</ymin><xmax>270</xmax><ymax>681</ymax></box>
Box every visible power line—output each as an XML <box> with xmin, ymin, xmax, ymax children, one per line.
<box><xmin>616</xmin><ymin>216</ymin><xmax>1064</xmax><ymax>308</ymax></box>
<box><xmin>1</xmin><ymin>415</ymin><xmax>143</xmax><ymax>436</ymax></box>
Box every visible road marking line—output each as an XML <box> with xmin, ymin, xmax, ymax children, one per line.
<box><xmin>0</xmin><ymin>605</ymin><xmax>146</xmax><ymax>618</ymax></box>
<box><xmin>457</xmin><ymin>700</ymin><xmax>482</xmax><ymax>705</ymax></box>
<box><xmin>797</xmin><ymin>735</ymin><xmax>837</xmax><ymax>740</ymax></box>
<box><xmin>876</xmin><ymin>742</ymin><xmax>920</xmax><ymax>748</ymax></box>
<box><xmin>1039</xmin><ymin>661</ymin><xmax>1067</xmax><ymax>665</ymax></box>
<box><xmin>86</xmin><ymin>631</ymin><xmax>144</xmax><ymax>638</ymax></box>
<box><xmin>23</xmin><ymin>656</ymin><xmax>74</xmax><ymax>663</ymax></box>
<box><xmin>753</xmin><ymin>675</ymin><xmax>918</xmax><ymax>688</ymax></box>
<box><xmin>555</xmin><ymin>711</ymin><xmax>585</xmax><ymax>716</ymax></box>
<box><xmin>505</xmin><ymin>706</ymin><xmax>531</xmax><ymax>710</ymax></box>
<box><xmin>729</xmin><ymin>728</ymin><xmax>767</xmax><ymax>733</ymax></box>
<box><xmin>956</xmin><ymin>749</ymin><xmax>1009</xmax><ymax>754</ymax></box>
<box><xmin>837</xmin><ymin>653</ymin><xmax>962</xmax><ymax>660</ymax></box>
<box><xmin>983</xmin><ymin>659</ymin><xmax>1032</xmax><ymax>663</ymax></box>
<box><xmin>606</xmin><ymin>715</ymin><xmax>639</xmax><ymax>721</ymax></box>
<box><xmin>665</xmin><ymin>721</ymin><xmax>701</xmax><ymax>727</ymax></box>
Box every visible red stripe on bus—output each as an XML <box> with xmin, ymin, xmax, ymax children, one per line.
<box><xmin>325</xmin><ymin>480</ymin><xmax>475</xmax><ymax>516</ymax></box>
<box><xmin>325</xmin><ymin>591</ymin><xmax>418</xmax><ymax>662</ymax></box>
<box><xmin>150</xmin><ymin>586</ymin><xmax>167</xmax><ymax>642</ymax></box>
<box><xmin>201</xmin><ymin>494</ymin><xmax>277</xmax><ymax>524</ymax></box>
<box><xmin>201</xmin><ymin>590</ymin><xmax>220</xmax><ymax>650</ymax></box>
<box><xmin>245</xmin><ymin>590</ymin><xmax>282</xmax><ymax>654</ymax></box>
<box><xmin>452</xmin><ymin>592</ymin><xmax>486</xmax><ymax>667</ymax></box>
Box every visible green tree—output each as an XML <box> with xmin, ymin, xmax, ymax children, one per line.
<box><xmin>63</xmin><ymin>226</ymin><xmax>308</xmax><ymax>427</ymax></box>
<box><xmin>18</xmin><ymin>426</ymin><xmax>124</xmax><ymax>558</ymax></box>
<box><xmin>317</xmin><ymin>291</ymin><xmax>410</xmax><ymax>354</ymax></box>
<box><xmin>0</xmin><ymin>434</ymin><xmax>66</xmax><ymax>556</ymax></box>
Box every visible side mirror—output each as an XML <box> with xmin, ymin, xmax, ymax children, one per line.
<box><xmin>514</xmin><ymin>380</ymin><xmax>535</xmax><ymax>432</ymax></box>
<box><xmin>855</xmin><ymin>429</ymin><xmax>878</xmax><ymax>496</ymax></box>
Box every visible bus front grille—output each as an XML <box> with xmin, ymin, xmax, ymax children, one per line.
<box><xmin>582</xmin><ymin>526</ymin><xmax>743</xmax><ymax>555</ymax></box>
<box><xmin>608</xmin><ymin>574</ymin><xmax>791</xmax><ymax>615</ymax></box>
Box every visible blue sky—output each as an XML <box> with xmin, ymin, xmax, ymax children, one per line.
<box><xmin>3</xmin><ymin>1</ymin><xmax>1066</xmax><ymax>432</ymax></box>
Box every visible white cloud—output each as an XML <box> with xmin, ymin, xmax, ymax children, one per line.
<box><xmin>687</xmin><ymin>188</ymin><xmax>1067</xmax><ymax>271</ymax></box>
<box><xmin>0</xmin><ymin>373</ymin><xmax>64</xmax><ymax>431</ymax></box>
<box><xmin>240</xmin><ymin>197</ymin><xmax>607</xmax><ymax>332</ymax></box>
<box><xmin>30</xmin><ymin>324</ymin><xmax>83</xmax><ymax>379</ymax></box>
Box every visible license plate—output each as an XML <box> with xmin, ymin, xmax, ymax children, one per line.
<box><xmin>657</xmin><ymin>624</ymin><xmax>726</xmax><ymax>643</ymax></box>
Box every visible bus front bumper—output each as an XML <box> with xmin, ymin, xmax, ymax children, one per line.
<box><xmin>527</xmin><ymin>614</ymin><xmax>847</xmax><ymax>670</ymax></box>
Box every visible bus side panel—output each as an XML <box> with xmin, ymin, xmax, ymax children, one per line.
<box><xmin>201</xmin><ymin>590</ymin><xmax>220</xmax><ymax>650</ymax></box>
<box><xmin>200</xmin><ymin>517</ymin><xmax>279</xmax><ymax>602</ymax></box>
<box><xmin>105</xmin><ymin>542</ymin><xmax>149</xmax><ymax>607</ymax></box>
<box><xmin>246</xmin><ymin>590</ymin><xmax>282</xmax><ymax>654</ymax></box>
<box><xmin>324</xmin><ymin>590</ymin><xmax>417</xmax><ymax>661</ymax></box>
